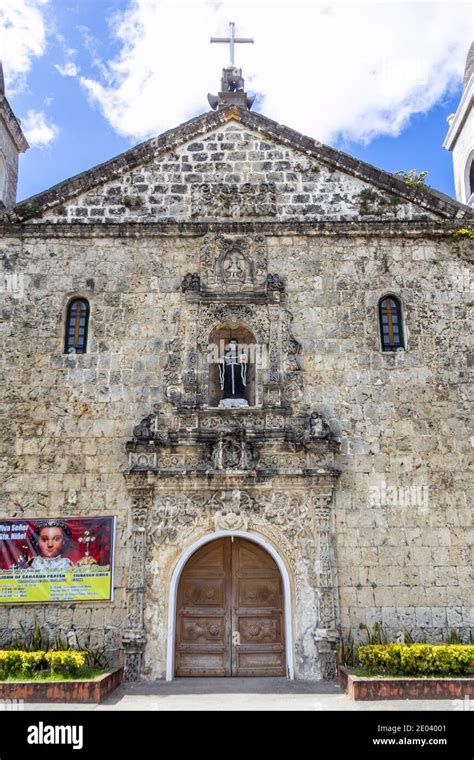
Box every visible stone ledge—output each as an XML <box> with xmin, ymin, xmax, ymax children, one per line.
<box><xmin>338</xmin><ymin>666</ymin><xmax>474</xmax><ymax>700</ymax></box>
<box><xmin>0</xmin><ymin>667</ymin><xmax>123</xmax><ymax>703</ymax></box>
<box><xmin>0</xmin><ymin>220</ymin><xmax>471</xmax><ymax>238</ymax></box>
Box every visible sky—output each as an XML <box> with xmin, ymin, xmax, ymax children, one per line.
<box><xmin>0</xmin><ymin>0</ymin><xmax>472</xmax><ymax>203</ymax></box>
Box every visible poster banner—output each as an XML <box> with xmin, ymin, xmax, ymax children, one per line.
<box><xmin>0</xmin><ymin>517</ymin><xmax>115</xmax><ymax>603</ymax></box>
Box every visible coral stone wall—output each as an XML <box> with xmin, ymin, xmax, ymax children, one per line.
<box><xmin>0</xmin><ymin>227</ymin><xmax>471</xmax><ymax>666</ymax></box>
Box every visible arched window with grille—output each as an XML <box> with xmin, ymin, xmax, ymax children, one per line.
<box><xmin>64</xmin><ymin>298</ymin><xmax>90</xmax><ymax>354</ymax></box>
<box><xmin>378</xmin><ymin>295</ymin><xmax>404</xmax><ymax>352</ymax></box>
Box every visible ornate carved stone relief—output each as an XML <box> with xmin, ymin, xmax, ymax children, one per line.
<box><xmin>210</xmin><ymin>433</ymin><xmax>258</xmax><ymax>471</ymax></box>
<box><xmin>123</xmin><ymin>488</ymin><xmax>153</xmax><ymax>682</ymax></box>
<box><xmin>214</xmin><ymin>509</ymin><xmax>249</xmax><ymax>531</ymax></box>
<box><xmin>159</xmin><ymin>232</ymin><xmax>306</xmax><ymax>410</ymax></box>
<box><xmin>180</xmin><ymin>272</ymin><xmax>201</xmax><ymax>293</ymax></box>
<box><xmin>191</xmin><ymin>183</ymin><xmax>276</xmax><ymax>219</ymax></box>
<box><xmin>123</xmin><ymin>225</ymin><xmax>342</xmax><ymax>681</ymax></box>
<box><xmin>148</xmin><ymin>493</ymin><xmax>209</xmax><ymax>547</ymax></box>
<box><xmin>196</xmin><ymin>303</ymin><xmax>270</xmax><ymax>346</ymax></box>
<box><xmin>199</xmin><ymin>233</ymin><xmax>268</xmax><ymax>291</ymax></box>
<box><xmin>311</xmin><ymin>491</ymin><xmax>340</xmax><ymax>679</ymax></box>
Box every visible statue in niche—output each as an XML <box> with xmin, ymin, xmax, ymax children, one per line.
<box><xmin>218</xmin><ymin>339</ymin><xmax>248</xmax><ymax>408</ymax></box>
<box><xmin>308</xmin><ymin>412</ymin><xmax>330</xmax><ymax>439</ymax></box>
<box><xmin>222</xmin><ymin>251</ymin><xmax>246</xmax><ymax>286</ymax></box>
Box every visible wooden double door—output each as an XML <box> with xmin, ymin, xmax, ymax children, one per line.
<box><xmin>175</xmin><ymin>537</ymin><xmax>286</xmax><ymax>677</ymax></box>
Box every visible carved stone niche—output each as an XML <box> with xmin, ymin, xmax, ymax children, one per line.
<box><xmin>199</xmin><ymin>233</ymin><xmax>268</xmax><ymax>293</ymax></box>
<box><xmin>207</xmin><ymin>324</ymin><xmax>258</xmax><ymax>408</ymax></box>
<box><xmin>163</xmin><ymin>236</ymin><xmax>303</xmax><ymax>412</ymax></box>
<box><xmin>209</xmin><ymin>432</ymin><xmax>258</xmax><ymax>471</ymax></box>
<box><xmin>196</xmin><ymin>305</ymin><xmax>270</xmax><ymax>409</ymax></box>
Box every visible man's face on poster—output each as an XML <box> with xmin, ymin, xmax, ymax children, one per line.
<box><xmin>37</xmin><ymin>527</ymin><xmax>66</xmax><ymax>558</ymax></box>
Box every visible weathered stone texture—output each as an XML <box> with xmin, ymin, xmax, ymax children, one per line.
<box><xmin>0</xmin><ymin>114</ymin><xmax>472</xmax><ymax>677</ymax></box>
<box><xmin>26</xmin><ymin>124</ymin><xmax>440</xmax><ymax>224</ymax></box>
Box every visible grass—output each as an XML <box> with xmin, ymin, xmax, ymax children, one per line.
<box><xmin>0</xmin><ymin>668</ymin><xmax>107</xmax><ymax>682</ymax></box>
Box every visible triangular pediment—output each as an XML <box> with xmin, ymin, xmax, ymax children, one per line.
<box><xmin>4</xmin><ymin>107</ymin><xmax>472</xmax><ymax>224</ymax></box>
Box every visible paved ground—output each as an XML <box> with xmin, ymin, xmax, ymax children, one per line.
<box><xmin>22</xmin><ymin>678</ymin><xmax>462</xmax><ymax>711</ymax></box>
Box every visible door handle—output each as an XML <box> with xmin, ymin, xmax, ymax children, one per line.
<box><xmin>232</xmin><ymin>631</ymin><xmax>241</xmax><ymax>645</ymax></box>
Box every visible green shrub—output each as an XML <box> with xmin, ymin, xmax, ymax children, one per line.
<box><xmin>0</xmin><ymin>650</ymin><xmax>86</xmax><ymax>679</ymax></box>
<box><xmin>0</xmin><ymin>651</ymin><xmax>23</xmax><ymax>679</ymax></box>
<box><xmin>44</xmin><ymin>650</ymin><xmax>86</xmax><ymax>676</ymax></box>
<box><xmin>358</xmin><ymin>644</ymin><xmax>474</xmax><ymax>676</ymax></box>
<box><xmin>20</xmin><ymin>652</ymin><xmax>47</xmax><ymax>676</ymax></box>
<box><xmin>395</xmin><ymin>169</ymin><xmax>429</xmax><ymax>187</ymax></box>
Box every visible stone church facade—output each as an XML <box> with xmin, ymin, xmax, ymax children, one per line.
<box><xmin>0</xmin><ymin>62</ymin><xmax>473</xmax><ymax>681</ymax></box>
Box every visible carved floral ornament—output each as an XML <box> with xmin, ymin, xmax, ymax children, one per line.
<box><xmin>127</xmin><ymin>405</ymin><xmax>338</xmax><ymax>478</ymax></box>
<box><xmin>196</xmin><ymin>303</ymin><xmax>270</xmax><ymax>347</ymax></box>
<box><xmin>191</xmin><ymin>183</ymin><xmax>277</xmax><ymax>219</ymax></box>
<box><xmin>138</xmin><ymin>489</ymin><xmax>336</xmax><ymax>549</ymax></box>
<box><xmin>131</xmin><ymin>491</ymin><xmax>152</xmax><ymax>529</ymax></box>
<box><xmin>210</xmin><ymin>433</ymin><xmax>257</xmax><ymax>471</ymax></box>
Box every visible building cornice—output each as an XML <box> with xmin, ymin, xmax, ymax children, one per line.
<box><xmin>443</xmin><ymin>75</ymin><xmax>473</xmax><ymax>151</ymax></box>
<box><xmin>0</xmin><ymin>220</ymin><xmax>472</xmax><ymax>240</ymax></box>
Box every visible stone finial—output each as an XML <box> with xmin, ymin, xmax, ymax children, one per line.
<box><xmin>208</xmin><ymin>22</ymin><xmax>255</xmax><ymax>110</ymax></box>
<box><xmin>0</xmin><ymin>62</ymin><xmax>4</xmax><ymax>96</ymax></box>
<box><xmin>208</xmin><ymin>66</ymin><xmax>256</xmax><ymax>110</ymax></box>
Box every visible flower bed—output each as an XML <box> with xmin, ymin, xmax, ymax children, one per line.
<box><xmin>358</xmin><ymin>644</ymin><xmax>474</xmax><ymax>676</ymax></box>
<box><xmin>0</xmin><ymin>668</ymin><xmax>123</xmax><ymax>703</ymax></box>
<box><xmin>338</xmin><ymin>665</ymin><xmax>474</xmax><ymax>700</ymax></box>
<box><xmin>0</xmin><ymin>650</ymin><xmax>122</xmax><ymax>702</ymax></box>
<box><xmin>339</xmin><ymin>644</ymin><xmax>474</xmax><ymax>700</ymax></box>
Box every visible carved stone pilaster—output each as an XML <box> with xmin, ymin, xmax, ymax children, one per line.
<box><xmin>123</xmin><ymin>488</ymin><xmax>152</xmax><ymax>681</ymax></box>
<box><xmin>182</xmin><ymin>304</ymin><xmax>199</xmax><ymax>403</ymax></box>
<box><xmin>312</xmin><ymin>492</ymin><xmax>340</xmax><ymax>679</ymax></box>
<box><xmin>266</xmin><ymin>304</ymin><xmax>281</xmax><ymax>388</ymax></box>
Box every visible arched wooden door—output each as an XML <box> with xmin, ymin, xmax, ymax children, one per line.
<box><xmin>175</xmin><ymin>537</ymin><xmax>286</xmax><ymax>677</ymax></box>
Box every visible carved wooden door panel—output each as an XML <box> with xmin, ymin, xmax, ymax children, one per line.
<box><xmin>175</xmin><ymin>537</ymin><xmax>285</xmax><ymax>677</ymax></box>
<box><xmin>231</xmin><ymin>538</ymin><xmax>286</xmax><ymax>676</ymax></box>
<box><xmin>175</xmin><ymin>538</ymin><xmax>232</xmax><ymax>677</ymax></box>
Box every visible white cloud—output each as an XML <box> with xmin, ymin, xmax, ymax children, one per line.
<box><xmin>22</xmin><ymin>109</ymin><xmax>59</xmax><ymax>148</ymax></box>
<box><xmin>79</xmin><ymin>0</ymin><xmax>472</xmax><ymax>145</ymax></box>
<box><xmin>55</xmin><ymin>61</ymin><xmax>79</xmax><ymax>77</ymax></box>
<box><xmin>0</xmin><ymin>0</ymin><xmax>48</xmax><ymax>92</ymax></box>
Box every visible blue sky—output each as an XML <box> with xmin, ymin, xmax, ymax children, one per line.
<box><xmin>2</xmin><ymin>1</ymin><xmax>472</xmax><ymax>203</ymax></box>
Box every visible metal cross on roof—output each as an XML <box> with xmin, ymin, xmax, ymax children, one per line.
<box><xmin>210</xmin><ymin>21</ymin><xmax>254</xmax><ymax>66</ymax></box>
